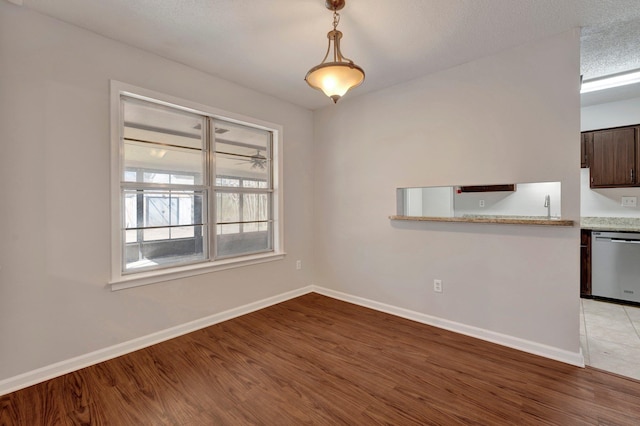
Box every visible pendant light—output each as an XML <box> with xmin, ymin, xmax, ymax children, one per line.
<box><xmin>305</xmin><ymin>0</ymin><xmax>365</xmax><ymax>103</ymax></box>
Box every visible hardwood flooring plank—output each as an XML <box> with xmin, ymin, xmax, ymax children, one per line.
<box><xmin>2</xmin><ymin>293</ymin><xmax>640</xmax><ymax>425</ymax></box>
<box><xmin>0</xmin><ymin>381</ymin><xmax>68</xmax><ymax>426</ymax></box>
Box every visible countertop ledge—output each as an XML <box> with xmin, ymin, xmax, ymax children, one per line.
<box><xmin>390</xmin><ymin>215</ymin><xmax>575</xmax><ymax>226</ymax></box>
<box><xmin>581</xmin><ymin>217</ymin><xmax>640</xmax><ymax>232</ymax></box>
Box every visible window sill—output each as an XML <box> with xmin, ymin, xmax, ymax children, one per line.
<box><xmin>109</xmin><ymin>252</ymin><xmax>286</xmax><ymax>291</ymax></box>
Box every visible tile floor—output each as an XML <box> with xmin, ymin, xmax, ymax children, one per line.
<box><xmin>580</xmin><ymin>298</ymin><xmax>640</xmax><ymax>380</ymax></box>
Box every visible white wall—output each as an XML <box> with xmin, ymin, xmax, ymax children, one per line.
<box><xmin>313</xmin><ymin>31</ymin><xmax>581</xmax><ymax>355</ymax></box>
<box><xmin>581</xmin><ymin>169</ymin><xmax>640</xmax><ymax>217</ymax></box>
<box><xmin>581</xmin><ymin>96</ymin><xmax>640</xmax><ymax>131</ymax></box>
<box><xmin>0</xmin><ymin>3</ymin><xmax>314</xmax><ymax>382</ymax></box>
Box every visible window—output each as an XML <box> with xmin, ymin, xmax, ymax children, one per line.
<box><xmin>110</xmin><ymin>82</ymin><xmax>283</xmax><ymax>288</ymax></box>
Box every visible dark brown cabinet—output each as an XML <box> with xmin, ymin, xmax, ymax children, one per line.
<box><xmin>580</xmin><ymin>229</ymin><xmax>591</xmax><ymax>297</ymax></box>
<box><xmin>581</xmin><ymin>132</ymin><xmax>592</xmax><ymax>168</ymax></box>
<box><xmin>583</xmin><ymin>125</ymin><xmax>640</xmax><ymax>188</ymax></box>
<box><xmin>459</xmin><ymin>184</ymin><xmax>516</xmax><ymax>193</ymax></box>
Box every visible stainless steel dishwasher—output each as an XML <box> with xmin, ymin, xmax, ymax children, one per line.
<box><xmin>592</xmin><ymin>231</ymin><xmax>640</xmax><ymax>303</ymax></box>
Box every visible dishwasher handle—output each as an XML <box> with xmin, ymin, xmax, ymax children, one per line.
<box><xmin>610</xmin><ymin>238</ymin><xmax>640</xmax><ymax>244</ymax></box>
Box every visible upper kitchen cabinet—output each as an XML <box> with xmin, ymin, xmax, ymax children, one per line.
<box><xmin>581</xmin><ymin>132</ymin><xmax>592</xmax><ymax>168</ymax></box>
<box><xmin>587</xmin><ymin>126</ymin><xmax>639</xmax><ymax>188</ymax></box>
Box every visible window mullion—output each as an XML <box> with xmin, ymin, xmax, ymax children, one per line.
<box><xmin>207</xmin><ymin>117</ymin><xmax>216</xmax><ymax>261</ymax></box>
<box><xmin>239</xmin><ymin>178</ymin><xmax>244</xmax><ymax>234</ymax></box>
<box><xmin>136</xmin><ymin>176</ymin><xmax>144</xmax><ymax>263</ymax></box>
<box><xmin>268</xmin><ymin>132</ymin><xmax>274</xmax><ymax>249</ymax></box>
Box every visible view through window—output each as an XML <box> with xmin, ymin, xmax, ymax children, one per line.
<box><xmin>118</xmin><ymin>95</ymin><xmax>275</xmax><ymax>274</ymax></box>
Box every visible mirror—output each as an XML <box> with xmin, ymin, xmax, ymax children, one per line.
<box><xmin>397</xmin><ymin>182</ymin><xmax>562</xmax><ymax>219</ymax></box>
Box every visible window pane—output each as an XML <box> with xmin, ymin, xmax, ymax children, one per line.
<box><xmin>216</xmin><ymin>223</ymin><xmax>272</xmax><ymax>258</ymax></box>
<box><xmin>214</xmin><ymin>120</ymin><xmax>270</xmax><ymax>156</ymax></box>
<box><xmin>242</xmin><ymin>179</ymin><xmax>268</xmax><ymax>189</ymax></box>
<box><xmin>171</xmin><ymin>226</ymin><xmax>195</xmax><ymax>239</ymax></box>
<box><xmin>124</xmin><ymin>225</ymin><xmax>207</xmax><ymax>272</ymax></box>
<box><xmin>215</xmin><ymin>177</ymin><xmax>240</xmax><ymax>187</ymax></box>
<box><xmin>242</xmin><ymin>193</ymin><xmax>269</xmax><ymax>222</ymax></box>
<box><xmin>214</xmin><ymin>119</ymin><xmax>270</xmax><ymax>189</ymax></box>
<box><xmin>243</xmin><ymin>222</ymin><xmax>259</xmax><ymax>232</ymax></box>
<box><xmin>216</xmin><ymin>192</ymin><xmax>240</xmax><ymax>224</ymax></box>
<box><xmin>125</xmin><ymin>229</ymin><xmax>137</xmax><ymax>243</ymax></box>
<box><xmin>142</xmin><ymin>225</ymin><xmax>196</xmax><ymax>241</ymax></box>
<box><xmin>123</xmin><ymin>141</ymin><xmax>205</xmax><ymax>185</ymax></box>
<box><xmin>216</xmin><ymin>153</ymin><xmax>269</xmax><ymax>184</ymax></box>
<box><xmin>123</xmin><ymin>97</ymin><xmax>204</xmax><ymax>150</ymax></box>
<box><xmin>124</xmin><ymin>170</ymin><xmax>137</xmax><ymax>181</ymax></box>
<box><xmin>214</xmin><ymin>190</ymin><xmax>271</xmax><ymax>257</ymax></box>
<box><xmin>124</xmin><ymin>192</ymin><xmax>137</xmax><ymax>230</ymax></box>
<box><xmin>216</xmin><ymin>223</ymin><xmax>240</xmax><ymax>235</ymax></box>
<box><xmin>144</xmin><ymin>171</ymin><xmax>170</xmax><ymax>184</ymax></box>
<box><xmin>143</xmin><ymin>227</ymin><xmax>170</xmax><ymax>241</ymax></box>
<box><xmin>123</xmin><ymin>190</ymin><xmax>206</xmax><ymax>230</ymax></box>
<box><xmin>172</xmin><ymin>174</ymin><xmax>195</xmax><ymax>185</ymax></box>
<box><xmin>123</xmin><ymin>97</ymin><xmax>205</xmax><ymax>185</ymax></box>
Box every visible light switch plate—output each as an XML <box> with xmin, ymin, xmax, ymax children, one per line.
<box><xmin>622</xmin><ymin>196</ymin><xmax>637</xmax><ymax>207</ymax></box>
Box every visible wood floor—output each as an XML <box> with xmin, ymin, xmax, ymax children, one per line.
<box><xmin>2</xmin><ymin>293</ymin><xmax>640</xmax><ymax>425</ymax></box>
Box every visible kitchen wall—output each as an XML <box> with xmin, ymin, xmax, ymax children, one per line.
<box><xmin>402</xmin><ymin>182</ymin><xmax>562</xmax><ymax>218</ymax></box>
<box><xmin>0</xmin><ymin>3</ymin><xmax>314</xmax><ymax>383</ymax></box>
<box><xmin>581</xmin><ymin>94</ymin><xmax>640</xmax><ymax>217</ymax></box>
<box><xmin>454</xmin><ymin>182</ymin><xmax>562</xmax><ymax>218</ymax></box>
<box><xmin>581</xmin><ymin>169</ymin><xmax>640</xmax><ymax>217</ymax></box>
<box><xmin>313</xmin><ymin>30</ymin><xmax>581</xmax><ymax>359</ymax></box>
<box><xmin>581</xmin><ymin>95</ymin><xmax>640</xmax><ymax>131</ymax></box>
<box><xmin>402</xmin><ymin>187</ymin><xmax>454</xmax><ymax>217</ymax></box>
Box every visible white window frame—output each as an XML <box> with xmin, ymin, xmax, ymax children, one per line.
<box><xmin>109</xmin><ymin>81</ymin><xmax>284</xmax><ymax>290</ymax></box>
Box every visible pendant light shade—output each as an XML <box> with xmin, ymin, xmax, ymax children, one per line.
<box><xmin>305</xmin><ymin>0</ymin><xmax>365</xmax><ymax>103</ymax></box>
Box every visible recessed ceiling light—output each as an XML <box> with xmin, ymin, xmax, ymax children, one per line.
<box><xmin>581</xmin><ymin>69</ymin><xmax>640</xmax><ymax>94</ymax></box>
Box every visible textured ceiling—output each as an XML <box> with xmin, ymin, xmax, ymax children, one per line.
<box><xmin>11</xmin><ymin>0</ymin><xmax>640</xmax><ymax>110</ymax></box>
<box><xmin>581</xmin><ymin>18</ymin><xmax>640</xmax><ymax>79</ymax></box>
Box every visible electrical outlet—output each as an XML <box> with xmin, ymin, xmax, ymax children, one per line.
<box><xmin>621</xmin><ymin>196</ymin><xmax>637</xmax><ymax>207</ymax></box>
<box><xmin>479</xmin><ymin>200</ymin><xmax>485</xmax><ymax>208</ymax></box>
<box><xmin>433</xmin><ymin>279</ymin><xmax>443</xmax><ymax>293</ymax></box>
<box><xmin>296</xmin><ymin>260</ymin><xmax>302</xmax><ymax>270</ymax></box>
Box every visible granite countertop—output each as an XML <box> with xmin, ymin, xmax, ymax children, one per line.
<box><xmin>389</xmin><ymin>215</ymin><xmax>574</xmax><ymax>226</ymax></box>
<box><xmin>581</xmin><ymin>217</ymin><xmax>640</xmax><ymax>232</ymax></box>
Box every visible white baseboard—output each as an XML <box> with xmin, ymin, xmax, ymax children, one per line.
<box><xmin>312</xmin><ymin>286</ymin><xmax>585</xmax><ymax>368</ymax></box>
<box><xmin>0</xmin><ymin>284</ymin><xmax>585</xmax><ymax>397</ymax></box>
<box><xmin>0</xmin><ymin>286</ymin><xmax>314</xmax><ymax>397</ymax></box>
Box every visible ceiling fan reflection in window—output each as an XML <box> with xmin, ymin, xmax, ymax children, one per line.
<box><xmin>235</xmin><ymin>150</ymin><xmax>267</xmax><ymax>170</ymax></box>
<box><xmin>248</xmin><ymin>150</ymin><xmax>267</xmax><ymax>170</ymax></box>
<box><xmin>213</xmin><ymin>126</ymin><xmax>267</xmax><ymax>170</ymax></box>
